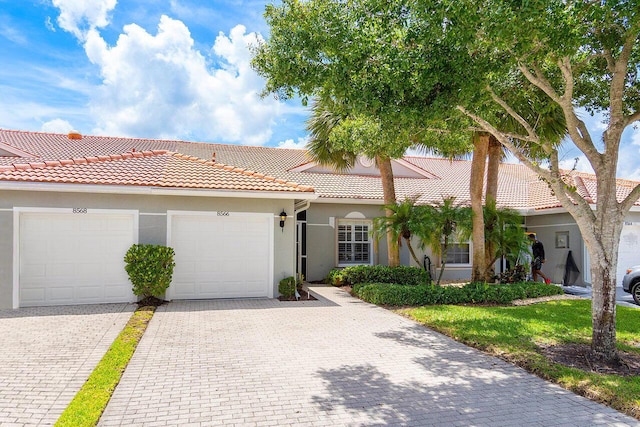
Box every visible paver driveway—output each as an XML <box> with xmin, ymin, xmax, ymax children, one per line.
<box><xmin>0</xmin><ymin>303</ymin><xmax>134</xmax><ymax>426</ymax></box>
<box><xmin>100</xmin><ymin>287</ymin><xmax>638</xmax><ymax>426</ymax></box>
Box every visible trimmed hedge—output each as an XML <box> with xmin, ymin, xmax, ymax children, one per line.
<box><xmin>327</xmin><ymin>265</ymin><xmax>430</xmax><ymax>287</ymax></box>
<box><xmin>352</xmin><ymin>281</ymin><xmax>563</xmax><ymax>306</ymax></box>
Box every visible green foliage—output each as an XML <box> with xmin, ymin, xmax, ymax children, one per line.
<box><xmin>483</xmin><ymin>199</ymin><xmax>531</xmax><ymax>268</ymax></box>
<box><xmin>373</xmin><ymin>197</ymin><xmax>425</xmax><ymax>268</ymax></box>
<box><xmin>413</xmin><ymin>197</ymin><xmax>472</xmax><ymax>285</ymax></box>
<box><xmin>352</xmin><ymin>281</ymin><xmax>562</xmax><ymax>306</ymax></box>
<box><xmin>326</xmin><ymin>268</ymin><xmax>345</xmax><ymax>286</ymax></box>
<box><xmin>339</xmin><ymin>265</ymin><xmax>430</xmax><ymax>287</ymax></box>
<box><xmin>497</xmin><ymin>265</ymin><xmax>529</xmax><ymax>284</ymax></box>
<box><xmin>279</xmin><ymin>276</ymin><xmax>297</xmax><ymax>298</ymax></box>
<box><xmin>124</xmin><ymin>244</ymin><xmax>175</xmax><ymax>299</ymax></box>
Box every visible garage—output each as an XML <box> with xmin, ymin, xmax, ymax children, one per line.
<box><xmin>167</xmin><ymin>211</ymin><xmax>274</xmax><ymax>300</ymax></box>
<box><xmin>617</xmin><ymin>224</ymin><xmax>640</xmax><ymax>285</ymax></box>
<box><xmin>16</xmin><ymin>209</ymin><xmax>137</xmax><ymax>308</ymax></box>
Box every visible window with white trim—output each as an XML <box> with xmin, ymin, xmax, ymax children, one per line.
<box><xmin>337</xmin><ymin>219</ymin><xmax>372</xmax><ymax>265</ymax></box>
<box><xmin>442</xmin><ymin>242</ymin><xmax>471</xmax><ymax>265</ymax></box>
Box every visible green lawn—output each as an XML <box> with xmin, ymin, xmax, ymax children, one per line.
<box><xmin>399</xmin><ymin>299</ymin><xmax>640</xmax><ymax>419</ymax></box>
<box><xmin>55</xmin><ymin>306</ymin><xmax>156</xmax><ymax>427</ymax></box>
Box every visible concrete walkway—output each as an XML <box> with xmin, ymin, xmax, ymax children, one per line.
<box><xmin>0</xmin><ymin>303</ymin><xmax>134</xmax><ymax>426</ymax></box>
<box><xmin>99</xmin><ymin>286</ymin><xmax>639</xmax><ymax>426</ymax></box>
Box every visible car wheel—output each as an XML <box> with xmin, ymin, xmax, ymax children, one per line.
<box><xmin>633</xmin><ymin>282</ymin><xmax>640</xmax><ymax>306</ymax></box>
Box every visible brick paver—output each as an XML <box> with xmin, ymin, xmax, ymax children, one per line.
<box><xmin>99</xmin><ymin>287</ymin><xmax>639</xmax><ymax>426</ymax></box>
<box><xmin>0</xmin><ymin>304</ymin><xmax>134</xmax><ymax>426</ymax></box>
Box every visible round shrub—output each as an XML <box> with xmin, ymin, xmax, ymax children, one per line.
<box><xmin>124</xmin><ymin>244</ymin><xmax>175</xmax><ymax>299</ymax></box>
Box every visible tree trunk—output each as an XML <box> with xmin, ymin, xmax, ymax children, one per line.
<box><xmin>470</xmin><ymin>133</ymin><xmax>488</xmax><ymax>282</ymax></box>
<box><xmin>590</xmin><ymin>262</ymin><xmax>619</xmax><ymax>362</ymax></box>
<box><xmin>405</xmin><ymin>237</ymin><xmax>421</xmax><ymax>268</ymax></box>
<box><xmin>377</xmin><ymin>155</ymin><xmax>400</xmax><ymax>267</ymax></box>
<box><xmin>484</xmin><ymin>136</ymin><xmax>501</xmax><ymax>279</ymax></box>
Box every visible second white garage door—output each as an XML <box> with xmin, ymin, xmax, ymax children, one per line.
<box><xmin>168</xmin><ymin>212</ymin><xmax>273</xmax><ymax>299</ymax></box>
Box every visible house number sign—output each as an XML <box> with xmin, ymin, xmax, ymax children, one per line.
<box><xmin>217</xmin><ymin>211</ymin><xmax>230</xmax><ymax>216</ymax></box>
<box><xmin>72</xmin><ymin>208</ymin><xmax>88</xmax><ymax>214</ymax></box>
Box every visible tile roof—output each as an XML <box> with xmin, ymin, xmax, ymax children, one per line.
<box><xmin>0</xmin><ymin>145</ymin><xmax>312</xmax><ymax>193</ymax></box>
<box><xmin>0</xmin><ymin>129</ymin><xmax>638</xmax><ymax>209</ymax></box>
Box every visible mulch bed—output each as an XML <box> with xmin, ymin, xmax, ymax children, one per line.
<box><xmin>137</xmin><ymin>296</ymin><xmax>167</xmax><ymax>307</ymax></box>
<box><xmin>278</xmin><ymin>290</ymin><xmax>317</xmax><ymax>301</ymax></box>
<box><xmin>540</xmin><ymin>343</ymin><xmax>640</xmax><ymax>377</ymax></box>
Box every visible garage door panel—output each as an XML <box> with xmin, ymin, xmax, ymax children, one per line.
<box><xmin>170</xmin><ymin>213</ymin><xmax>272</xmax><ymax>299</ymax></box>
<box><xmin>18</xmin><ymin>211</ymin><xmax>136</xmax><ymax>307</ymax></box>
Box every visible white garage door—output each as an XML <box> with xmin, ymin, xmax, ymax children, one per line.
<box><xmin>17</xmin><ymin>209</ymin><xmax>137</xmax><ymax>307</ymax></box>
<box><xmin>617</xmin><ymin>224</ymin><xmax>640</xmax><ymax>285</ymax></box>
<box><xmin>168</xmin><ymin>212</ymin><xmax>273</xmax><ymax>299</ymax></box>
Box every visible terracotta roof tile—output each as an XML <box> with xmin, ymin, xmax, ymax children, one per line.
<box><xmin>1</xmin><ymin>129</ymin><xmax>638</xmax><ymax>208</ymax></box>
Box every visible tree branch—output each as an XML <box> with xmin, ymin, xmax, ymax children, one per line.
<box><xmin>456</xmin><ymin>106</ymin><xmax>551</xmax><ymax>180</ymax></box>
<box><xmin>548</xmin><ymin>152</ymin><xmax>596</xmax><ymax>222</ymax></box>
<box><xmin>621</xmin><ymin>182</ymin><xmax>640</xmax><ymax>213</ymax></box>
<box><xmin>486</xmin><ymin>86</ymin><xmax>540</xmax><ymax>144</ymax></box>
<box><xmin>557</xmin><ymin>57</ymin><xmax>574</xmax><ymax>102</ymax></box>
<box><xmin>624</xmin><ymin>110</ymin><xmax>640</xmax><ymax>128</ymax></box>
<box><xmin>520</xmin><ymin>58</ymin><xmax>603</xmax><ymax>170</ymax></box>
<box><xmin>519</xmin><ymin>63</ymin><xmax>562</xmax><ymax>104</ymax></box>
<box><xmin>602</xmin><ymin>48</ymin><xmax>616</xmax><ymax>74</ymax></box>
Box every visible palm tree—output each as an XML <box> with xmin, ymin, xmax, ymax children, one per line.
<box><xmin>373</xmin><ymin>197</ymin><xmax>423</xmax><ymax>268</ymax></box>
<box><xmin>415</xmin><ymin>197</ymin><xmax>472</xmax><ymax>286</ymax></box>
<box><xmin>305</xmin><ymin>96</ymin><xmax>401</xmax><ymax>266</ymax></box>
<box><xmin>482</xmin><ymin>199</ymin><xmax>531</xmax><ymax>273</ymax></box>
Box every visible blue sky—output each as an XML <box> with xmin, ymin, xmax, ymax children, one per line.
<box><xmin>1</xmin><ymin>1</ymin><xmax>639</xmax><ymax>180</ymax></box>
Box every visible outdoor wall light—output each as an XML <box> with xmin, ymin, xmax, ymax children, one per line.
<box><xmin>279</xmin><ymin>210</ymin><xmax>287</xmax><ymax>230</ymax></box>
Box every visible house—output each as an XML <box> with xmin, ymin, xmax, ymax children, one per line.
<box><xmin>0</xmin><ymin>128</ymin><xmax>639</xmax><ymax>308</ymax></box>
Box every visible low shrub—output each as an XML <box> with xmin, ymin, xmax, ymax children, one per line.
<box><xmin>338</xmin><ymin>265</ymin><xmax>430</xmax><ymax>287</ymax></box>
<box><xmin>326</xmin><ymin>268</ymin><xmax>345</xmax><ymax>286</ymax></box>
<box><xmin>124</xmin><ymin>244</ymin><xmax>175</xmax><ymax>299</ymax></box>
<box><xmin>352</xmin><ymin>281</ymin><xmax>563</xmax><ymax>306</ymax></box>
<box><xmin>279</xmin><ymin>276</ymin><xmax>297</xmax><ymax>297</ymax></box>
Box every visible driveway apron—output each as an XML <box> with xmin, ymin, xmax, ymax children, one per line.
<box><xmin>0</xmin><ymin>303</ymin><xmax>134</xmax><ymax>426</ymax></box>
<box><xmin>99</xmin><ymin>287</ymin><xmax>638</xmax><ymax>427</ymax></box>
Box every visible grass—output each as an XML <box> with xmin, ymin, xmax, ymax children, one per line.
<box><xmin>398</xmin><ymin>299</ymin><xmax>640</xmax><ymax>419</ymax></box>
<box><xmin>55</xmin><ymin>305</ymin><xmax>156</xmax><ymax>427</ymax></box>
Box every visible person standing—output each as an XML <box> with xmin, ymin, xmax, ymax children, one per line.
<box><xmin>529</xmin><ymin>233</ymin><xmax>551</xmax><ymax>284</ymax></box>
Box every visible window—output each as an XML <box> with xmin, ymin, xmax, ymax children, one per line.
<box><xmin>442</xmin><ymin>243</ymin><xmax>470</xmax><ymax>265</ymax></box>
<box><xmin>337</xmin><ymin>220</ymin><xmax>372</xmax><ymax>265</ymax></box>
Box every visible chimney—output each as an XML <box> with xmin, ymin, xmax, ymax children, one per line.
<box><xmin>68</xmin><ymin>130</ymin><xmax>82</xmax><ymax>140</ymax></box>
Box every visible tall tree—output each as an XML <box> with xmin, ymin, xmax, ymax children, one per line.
<box><xmin>455</xmin><ymin>1</ymin><xmax>640</xmax><ymax>362</ymax></box>
<box><xmin>305</xmin><ymin>97</ymin><xmax>405</xmax><ymax>266</ymax></box>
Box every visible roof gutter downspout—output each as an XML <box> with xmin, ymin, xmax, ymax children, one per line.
<box><xmin>293</xmin><ymin>200</ymin><xmax>311</xmax><ymax>300</ymax></box>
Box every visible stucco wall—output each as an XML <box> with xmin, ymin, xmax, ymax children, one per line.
<box><xmin>0</xmin><ymin>189</ymin><xmax>296</xmax><ymax>308</ymax></box>
<box><xmin>525</xmin><ymin>210</ymin><xmax>640</xmax><ymax>286</ymax></box>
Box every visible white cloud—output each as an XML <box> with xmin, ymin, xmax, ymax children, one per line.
<box><xmin>41</xmin><ymin>119</ymin><xmax>74</xmax><ymax>133</ymax></box>
<box><xmin>51</xmin><ymin>0</ymin><xmax>117</xmax><ymax>40</ymax></box>
<box><xmin>83</xmin><ymin>16</ymin><xmax>281</xmax><ymax>144</ymax></box>
<box><xmin>277</xmin><ymin>137</ymin><xmax>308</xmax><ymax>149</ymax></box>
